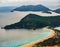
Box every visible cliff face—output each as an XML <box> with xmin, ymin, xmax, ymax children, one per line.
<box><xmin>4</xmin><ymin>14</ymin><xmax>60</xmax><ymax>29</ymax></box>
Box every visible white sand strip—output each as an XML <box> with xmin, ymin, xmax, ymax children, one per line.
<box><xmin>19</xmin><ymin>29</ymin><xmax>56</xmax><ymax>47</ymax></box>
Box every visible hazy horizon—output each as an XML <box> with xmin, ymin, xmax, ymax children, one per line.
<box><xmin>0</xmin><ymin>0</ymin><xmax>60</xmax><ymax>10</ymax></box>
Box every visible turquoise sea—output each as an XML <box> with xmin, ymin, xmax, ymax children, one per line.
<box><xmin>0</xmin><ymin>28</ymin><xmax>52</xmax><ymax>47</ymax></box>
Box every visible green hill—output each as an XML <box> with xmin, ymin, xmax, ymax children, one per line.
<box><xmin>4</xmin><ymin>14</ymin><xmax>60</xmax><ymax>29</ymax></box>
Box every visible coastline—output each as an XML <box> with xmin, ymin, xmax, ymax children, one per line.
<box><xmin>19</xmin><ymin>29</ymin><xmax>56</xmax><ymax>47</ymax></box>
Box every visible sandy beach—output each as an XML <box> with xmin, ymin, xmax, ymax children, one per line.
<box><xmin>19</xmin><ymin>29</ymin><xmax>56</xmax><ymax>47</ymax></box>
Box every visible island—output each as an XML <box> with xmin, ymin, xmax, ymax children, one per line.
<box><xmin>11</xmin><ymin>5</ymin><xmax>52</xmax><ymax>14</ymax></box>
<box><xmin>11</xmin><ymin>4</ymin><xmax>60</xmax><ymax>14</ymax></box>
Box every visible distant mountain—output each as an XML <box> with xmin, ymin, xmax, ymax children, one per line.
<box><xmin>11</xmin><ymin>5</ymin><xmax>52</xmax><ymax>14</ymax></box>
<box><xmin>53</xmin><ymin>8</ymin><xmax>60</xmax><ymax>14</ymax></box>
<box><xmin>0</xmin><ymin>6</ymin><xmax>16</xmax><ymax>12</ymax></box>
<box><xmin>4</xmin><ymin>14</ymin><xmax>60</xmax><ymax>30</ymax></box>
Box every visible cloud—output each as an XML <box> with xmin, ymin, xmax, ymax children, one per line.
<box><xmin>0</xmin><ymin>0</ymin><xmax>59</xmax><ymax>4</ymax></box>
<box><xmin>0</xmin><ymin>0</ymin><xmax>19</xmax><ymax>3</ymax></box>
<box><xmin>0</xmin><ymin>0</ymin><xmax>33</xmax><ymax>4</ymax></box>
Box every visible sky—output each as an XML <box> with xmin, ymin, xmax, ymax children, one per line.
<box><xmin>0</xmin><ymin>0</ymin><xmax>60</xmax><ymax>9</ymax></box>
